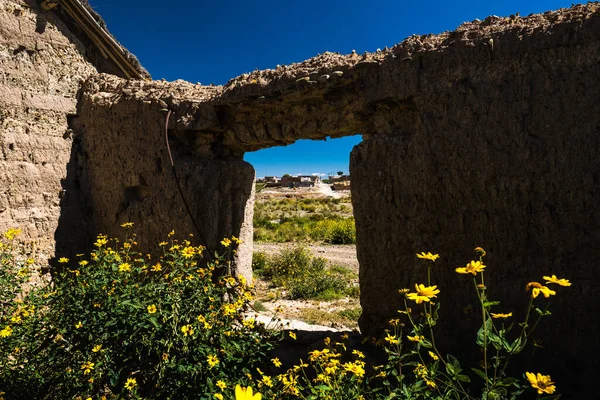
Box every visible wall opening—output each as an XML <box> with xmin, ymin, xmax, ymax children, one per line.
<box><xmin>243</xmin><ymin>135</ymin><xmax>363</xmax><ymax>330</ymax></box>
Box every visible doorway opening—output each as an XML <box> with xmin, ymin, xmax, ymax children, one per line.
<box><xmin>243</xmin><ymin>135</ymin><xmax>363</xmax><ymax>331</ymax></box>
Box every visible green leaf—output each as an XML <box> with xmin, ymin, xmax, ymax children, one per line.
<box><xmin>471</xmin><ymin>367</ymin><xmax>489</xmax><ymax>382</ymax></box>
<box><xmin>445</xmin><ymin>354</ymin><xmax>462</xmax><ymax>376</ymax></box>
<box><xmin>457</xmin><ymin>374</ymin><xmax>471</xmax><ymax>383</ymax></box>
<box><xmin>476</xmin><ymin>318</ymin><xmax>493</xmax><ymax>347</ymax></box>
<box><xmin>540</xmin><ymin>395</ymin><xmax>561</xmax><ymax>400</ymax></box>
<box><xmin>483</xmin><ymin>301</ymin><xmax>500</xmax><ymax>308</ymax></box>
<box><xmin>446</xmin><ymin>362</ymin><xmax>456</xmax><ymax>376</ymax></box>
<box><xmin>118</xmin><ymin>300</ymin><xmax>142</xmax><ymax>310</ymax></box>
<box><xmin>509</xmin><ymin>336</ymin><xmax>526</xmax><ymax>354</ymax></box>
<box><xmin>535</xmin><ymin>307</ymin><xmax>552</xmax><ymax>316</ymax></box>
<box><xmin>148</xmin><ymin>317</ymin><xmax>160</xmax><ymax>329</ymax></box>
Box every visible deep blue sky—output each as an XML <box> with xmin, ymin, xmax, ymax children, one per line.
<box><xmin>90</xmin><ymin>0</ymin><xmax>576</xmax><ymax>177</ymax></box>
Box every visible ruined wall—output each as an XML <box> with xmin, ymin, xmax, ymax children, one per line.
<box><xmin>68</xmin><ymin>75</ymin><xmax>255</xmax><ymax>279</ymax></box>
<box><xmin>66</xmin><ymin>4</ymin><xmax>599</xmax><ymax>395</ymax></box>
<box><xmin>0</xmin><ymin>0</ymin><xmax>98</xmax><ymax>255</ymax></box>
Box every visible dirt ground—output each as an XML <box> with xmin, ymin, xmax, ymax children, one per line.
<box><xmin>251</xmin><ymin>185</ymin><xmax>360</xmax><ymax>330</ymax></box>
<box><xmin>251</xmin><ymin>242</ymin><xmax>360</xmax><ymax>331</ymax></box>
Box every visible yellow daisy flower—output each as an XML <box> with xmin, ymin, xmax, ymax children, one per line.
<box><xmin>416</xmin><ymin>252</ymin><xmax>440</xmax><ymax>262</ymax></box>
<box><xmin>543</xmin><ymin>275</ymin><xmax>571</xmax><ymax>287</ymax></box>
<box><xmin>406</xmin><ymin>284</ymin><xmax>440</xmax><ymax>304</ymax></box>
<box><xmin>124</xmin><ymin>377</ymin><xmax>136</xmax><ymax>391</ymax></box>
<box><xmin>526</xmin><ymin>372</ymin><xmax>556</xmax><ymax>394</ymax></box>
<box><xmin>235</xmin><ymin>385</ymin><xmax>262</xmax><ymax>400</ymax></box>
<box><xmin>456</xmin><ymin>260</ymin><xmax>486</xmax><ymax>275</ymax></box>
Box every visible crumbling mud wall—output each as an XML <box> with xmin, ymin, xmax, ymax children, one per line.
<box><xmin>32</xmin><ymin>2</ymin><xmax>600</xmax><ymax>395</ymax></box>
<box><xmin>0</xmin><ymin>0</ymin><xmax>147</xmax><ymax>257</ymax></box>
<box><xmin>68</xmin><ymin>76</ymin><xmax>256</xmax><ymax>278</ymax></box>
<box><xmin>0</xmin><ymin>0</ymin><xmax>98</xmax><ymax>255</ymax></box>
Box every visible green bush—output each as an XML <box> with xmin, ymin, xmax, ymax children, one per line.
<box><xmin>328</xmin><ymin>218</ymin><xmax>356</xmax><ymax>244</ymax></box>
<box><xmin>0</xmin><ymin>226</ymin><xmax>280</xmax><ymax>399</ymax></box>
<box><xmin>251</xmin><ymin>251</ymin><xmax>268</xmax><ymax>273</ymax></box>
<box><xmin>256</xmin><ymin>246</ymin><xmax>354</xmax><ymax>300</ymax></box>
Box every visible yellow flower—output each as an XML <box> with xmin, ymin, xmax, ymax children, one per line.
<box><xmin>151</xmin><ymin>263</ymin><xmax>162</xmax><ymax>272</ymax></box>
<box><xmin>4</xmin><ymin>227</ymin><xmax>22</xmax><ymax>240</ymax></box>
<box><xmin>406</xmin><ymin>284</ymin><xmax>440</xmax><ymax>304</ymax></box>
<box><xmin>159</xmin><ymin>241</ymin><xmax>168</xmax><ymax>247</ymax></box>
<box><xmin>120</xmin><ymin>222</ymin><xmax>134</xmax><ymax>228</ymax></box>
<box><xmin>216</xmin><ymin>380</ymin><xmax>227</xmax><ymax>390</ymax></box>
<box><xmin>272</xmin><ymin>357</ymin><xmax>282</xmax><ymax>368</ymax></box>
<box><xmin>207</xmin><ymin>354</ymin><xmax>219</xmax><ymax>368</ymax></box>
<box><xmin>456</xmin><ymin>260</ymin><xmax>486</xmax><ymax>275</ymax></box>
<box><xmin>81</xmin><ymin>361</ymin><xmax>94</xmax><ymax>374</ymax></box>
<box><xmin>168</xmin><ymin>230</ymin><xmax>175</xmax><ymax>237</ymax></box>
<box><xmin>235</xmin><ymin>385</ymin><xmax>262</xmax><ymax>400</ymax></box>
<box><xmin>162</xmin><ymin>352</ymin><xmax>169</xmax><ymax>361</ymax></box>
<box><xmin>92</xmin><ymin>344</ymin><xmax>102</xmax><ymax>352</ymax></box>
<box><xmin>491</xmin><ymin>312</ymin><xmax>513</xmax><ymax>319</ymax></box>
<box><xmin>353</xmin><ymin>349</ymin><xmax>365</xmax><ymax>359</ymax></box>
<box><xmin>95</xmin><ymin>236</ymin><xmax>108</xmax><ymax>247</ymax></box>
<box><xmin>533</xmin><ymin>286</ymin><xmax>556</xmax><ymax>299</ymax></box>
<box><xmin>428</xmin><ymin>351</ymin><xmax>439</xmax><ymax>361</ymax></box>
<box><xmin>221</xmin><ymin>238</ymin><xmax>232</xmax><ymax>247</ymax></box>
<box><xmin>543</xmin><ymin>275</ymin><xmax>571</xmax><ymax>287</ymax></box>
<box><xmin>58</xmin><ymin>257</ymin><xmax>69</xmax><ymax>263</ymax></box>
<box><xmin>260</xmin><ymin>375</ymin><xmax>273</xmax><ymax>387</ymax></box>
<box><xmin>526</xmin><ymin>372</ymin><xmax>556</xmax><ymax>394</ymax></box>
<box><xmin>182</xmin><ymin>246</ymin><xmax>195</xmax><ymax>259</ymax></box>
<box><xmin>124</xmin><ymin>377</ymin><xmax>137</xmax><ymax>391</ymax></box>
<box><xmin>181</xmin><ymin>325</ymin><xmax>194</xmax><ymax>336</ymax></box>
<box><xmin>75</xmin><ymin>321</ymin><xmax>83</xmax><ymax>329</ymax></box>
<box><xmin>416</xmin><ymin>252</ymin><xmax>440</xmax><ymax>262</ymax></box>
<box><xmin>79</xmin><ymin>260</ymin><xmax>88</xmax><ymax>266</ymax></box>
<box><xmin>289</xmin><ymin>331</ymin><xmax>297</xmax><ymax>340</ymax></box>
<box><xmin>343</xmin><ymin>362</ymin><xmax>365</xmax><ymax>378</ymax></box>
<box><xmin>474</xmin><ymin>247</ymin><xmax>486</xmax><ymax>256</ymax></box>
<box><xmin>527</xmin><ymin>282</ymin><xmax>556</xmax><ymax>299</ymax></box>
<box><xmin>147</xmin><ymin>304</ymin><xmax>157</xmax><ymax>314</ymax></box>
<box><xmin>118</xmin><ymin>263</ymin><xmax>131</xmax><ymax>272</ymax></box>
<box><xmin>384</xmin><ymin>333</ymin><xmax>399</xmax><ymax>345</ymax></box>
<box><xmin>214</xmin><ymin>394</ymin><xmax>224</xmax><ymax>400</ymax></box>
<box><xmin>0</xmin><ymin>326</ymin><xmax>13</xmax><ymax>337</ymax></box>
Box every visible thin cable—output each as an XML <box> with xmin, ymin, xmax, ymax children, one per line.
<box><xmin>164</xmin><ymin>110</ymin><xmax>212</xmax><ymax>256</ymax></box>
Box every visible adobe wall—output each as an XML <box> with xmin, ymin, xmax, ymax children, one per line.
<box><xmin>46</xmin><ymin>3</ymin><xmax>599</xmax><ymax>395</ymax></box>
<box><xmin>67</xmin><ymin>75</ymin><xmax>255</xmax><ymax>278</ymax></box>
<box><xmin>0</xmin><ymin>0</ymin><xmax>101</xmax><ymax>256</ymax></box>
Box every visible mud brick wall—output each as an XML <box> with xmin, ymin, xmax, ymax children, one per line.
<box><xmin>2</xmin><ymin>1</ymin><xmax>599</xmax><ymax>395</ymax></box>
<box><xmin>0</xmin><ymin>0</ymin><xmax>101</xmax><ymax>255</ymax></box>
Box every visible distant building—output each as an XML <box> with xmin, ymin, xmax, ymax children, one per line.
<box><xmin>281</xmin><ymin>175</ymin><xmax>321</xmax><ymax>188</ymax></box>
<box><xmin>263</xmin><ymin>176</ymin><xmax>281</xmax><ymax>187</ymax></box>
<box><xmin>329</xmin><ymin>174</ymin><xmax>350</xmax><ymax>182</ymax></box>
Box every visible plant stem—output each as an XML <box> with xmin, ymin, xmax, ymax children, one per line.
<box><xmin>527</xmin><ymin>299</ymin><xmax>551</xmax><ymax>337</ymax></box>
<box><xmin>477</xmin><ymin>275</ymin><xmax>490</xmax><ymax>393</ymax></box>
<box><xmin>500</xmin><ymin>296</ymin><xmax>534</xmax><ymax>376</ymax></box>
